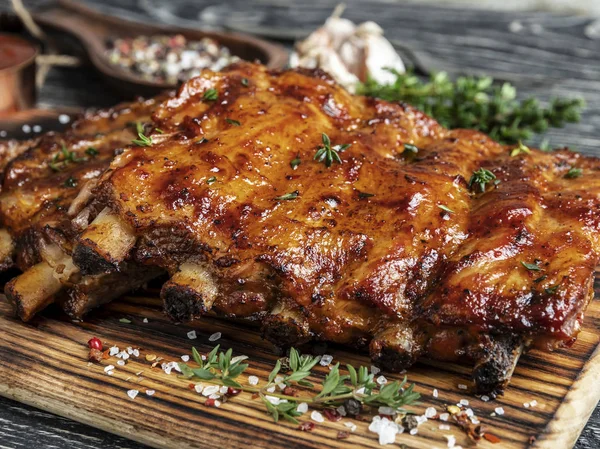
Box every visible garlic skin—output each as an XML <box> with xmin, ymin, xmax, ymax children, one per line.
<box><xmin>290</xmin><ymin>17</ymin><xmax>405</xmax><ymax>93</ymax></box>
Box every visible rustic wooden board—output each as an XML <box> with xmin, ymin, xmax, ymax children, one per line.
<box><xmin>0</xmin><ymin>290</ymin><xmax>598</xmax><ymax>449</ymax></box>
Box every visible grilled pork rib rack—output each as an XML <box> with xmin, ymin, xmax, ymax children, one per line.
<box><xmin>3</xmin><ymin>62</ymin><xmax>599</xmax><ymax>396</ymax></box>
<box><xmin>1</xmin><ymin>97</ymin><xmax>167</xmax><ymax>320</ymax></box>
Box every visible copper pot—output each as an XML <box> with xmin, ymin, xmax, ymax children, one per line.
<box><xmin>0</xmin><ymin>33</ymin><xmax>38</xmax><ymax>117</ymax></box>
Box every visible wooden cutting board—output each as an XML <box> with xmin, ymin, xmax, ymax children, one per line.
<box><xmin>0</xmin><ymin>286</ymin><xmax>598</xmax><ymax>449</ymax></box>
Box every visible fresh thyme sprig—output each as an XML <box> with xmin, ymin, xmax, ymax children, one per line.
<box><xmin>314</xmin><ymin>133</ymin><xmax>351</xmax><ymax>167</ymax></box>
<box><xmin>179</xmin><ymin>346</ymin><xmax>420</xmax><ymax>424</ymax></box>
<box><xmin>358</xmin><ymin>70</ymin><xmax>584</xmax><ymax>145</ymax></box>
<box><xmin>468</xmin><ymin>168</ymin><xmax>496</xmax><ymax>193</ymax></box>
<box><xmin>49</xmin><ymin>144</ymin><xmax>85</xmax><ymax>171</ymax></box>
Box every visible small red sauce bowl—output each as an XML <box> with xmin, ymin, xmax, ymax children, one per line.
<box><xmin>0</xmin><ymin>33</ymin><xmax>38</xmax><ymax>116</ymax></box>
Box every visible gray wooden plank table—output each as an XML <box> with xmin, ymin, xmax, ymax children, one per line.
<box><xmin>0</xmin><ymin>0</ymin><xmax>598</xmax><ymax>448</ymax></box>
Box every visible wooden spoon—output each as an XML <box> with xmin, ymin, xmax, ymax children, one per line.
<box><xmin>32</xmin><ymin>0</ymin><xmax>289</xmax><ymax>97</ymax></box>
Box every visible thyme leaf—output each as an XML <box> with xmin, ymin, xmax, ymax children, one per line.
<box><xmin>203</xmin><ymin>88</ymin><xmax>218</xmax><ymax>101</ymax></box>
<box><xmin>468</xmin><ymin>168</ymin><xmax>497</xmax><ymax>193</ymax></box>
<box><xmin>565</xmin><ymin>167</ymin><xmax>582</xmax><ymax>179</ymax></box>
<box><xmin>521</xmin><ymin>261</ymin><xmax>543</xmax><ymax>271</ymax></box>
<box><xmin>314</xmin><ymin>133</ymin><xmax>351</xmax><ymax>167</ymax></box>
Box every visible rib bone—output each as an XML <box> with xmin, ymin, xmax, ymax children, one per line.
<box><xmin>5</xmin><ymin>262</ymin><xmax>63</xmax><ymax>321</ymax></box>
<box><xmin>73</xmin><ymin>207</ymin><xmax>136</xmax><ymax>275</ymax></box>
<box><xmin>472</xmin><ymin>335</ymin><xmax>525</xmax><ymax>397</ymax></box>
<box><xmin>261</xmin><ymin>301</ymin><xmax>310</xmax><ymax>347</ymax></box>
<box><xmin>162</xmin><ymin>262</ymin><xmax>218</xmax><ymax>322</ymax></box>
<box><xmin>0</xmin><ymin>228</ymin><xmax>14</xmax><ymax>270</ymax></box>
<box><xmin>369</xmin><ymin>323</ymin><xmax>426</xmax><ymax>371</ymax></box>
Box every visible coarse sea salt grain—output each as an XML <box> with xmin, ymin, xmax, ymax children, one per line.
<box><xmin>409</xmin><ymin>428</ymin><xmax>418</xmax><ymax>436</ymax></box>
<box><xmin>194</xmin><ymin>384</ymin><xmax>204</xmax><ymax>394</ymax></box>
<box><xmin>445</xmin><ymin>434</ymin><xmax>456</xmax><ymax>448</ymax></box>
<box><xmin>181</xmin><ymin>355</ymin><xmax>190</xmax><ymax>362</ymax></box>
<box><xmin>104</xmin><ymin>365</ymin><xmax>115</xmax><ymax>373</ymax></box>
<box><xmin>465</xmin><ymin>409</ymin><xmax>474</xmax><ymax>417</ymax></box>
<box><xmin>265</xmin><ymin>395</ymin><xmax>282</xmax><ymax>405</ymax></box>
<box><xmin>0</xmin><ymin>131</ymin><xmax>6</xmax><ymax>137</ymax></box>
<box><xmin>127</xmin><ymin>389</ymin><xmax>139</xmax><ymax>400</ymax></box>
<box><xmin>344</xmin><ymin>421</ymin><xmax>357</xmax><ymax>432</ymax></box>
<box><xmin>425</xmin><ymin>407</ymin><xmax>437</xmax><ymax>418</ymax></box>
<box><xmin>187</xmin><ymin>330</ymin><xmax>197</xmax><ymax>339</ymax></box>
<box><xmin>433</xmin><ymin>388</ymin><xmax>439</xmax><ymax>398</ymax></box>
<box><xmin>266</xmin><ymin>385</ymin><xmax>276</xmax><ymax>393</ymax></box>
<box><xmin>146</xmin><ymin>390</ymin><xmax>155</xmax><ymax>396</ymax></box>
<box><xmin>109</xmin><ymin>346</ymin><xmax>119</xmax><ymax>356</ymax></box>
<box><xmin>143</xmin><ymin>318</ymin><xmax>149</xmax><ymax>323</ymax></box>
<box><xmin>376</xmin><ymin>375</ymin><xmax>388</xmax><ymax>385</ymax></box>
<box><xmin>369</xmin><ymin>416</ymin><xmax>402</xmax><ymax>445</ymax></box>
<box><xmin>530</xmin><ymin>400</ymin><xmax>538</xmax><ymax>407</ymax></box>
<box><xmin>133</xmin><ymin>349</ymin><xmax>140</xmax><ymax>357</ymax></box>
<box><xmin>219</xmin><ymin>386</ymin><xmax>229</xmax><ymax>394</ymax></box>
<box><xmin>480</xmin><ymin>395</ymin><xmax>490</xmax><ymax>402</ymax></box>
<box><xmin>127</xmin><ymin>347</ymin><xmax>134</xmax><ymax>354</ymax></box>
<box><xmin>297</xmin><ymin>402</ymin><xmax>308</xmax><ymax>413</ymax></box>
<box><xmin>319</xmin><ymin>354</ymin><xmax>333</xmax><ymax>366</ymax></box>
<box><xmin>311</xmin><ymin>411</ymin><xmax>324</xmax><ymax>423</ymax></box>
<box><xmin>371</xmin><ymin>365</ymin><xmax>381</xmax><ymax>375</ymax></box>
<box><xmin>231</xmin><ymin>355</ymin><xmax>248</xmax><ymax>364</ymax></box>
<box><xmin>117</xmin><ymin>360</ymin><xmax>125</xmax><ymax>366</ymax></box>
<box><xmin>58</xmin><ymin>114</ymin><xmax>70</xmax><ymax>124</ymax></box>
<box><xmin>495</xmin><ymin>407</ymin><xmax>505</xmax><ymax>415</ymax></box>
<box><xmin>33</xmin><ymin>125</ymin><xmax>42</xmax><ymax>133</ymax></box>
<box><xmin>22</xmin><ymin>124</ymin><xmax>31</xmax><ymax>133</ymax></box>
<box><xmin>458</xmin><ymin>384</ymin><xmax>467</xmax><ymax>390</ymax></box>
<box><xmin>209</xmin><ymin>394</ymin><xmax>220</xmax><ymax>400</ymax></box>
<box><xmin>209</xmin><ymin>332</ymin><xmax>221</xmax><ymax>342</ymax></box>
<box><xmin>202</xmin><ymin>385</ymin><xmax>219</xmax><ymax>396</ymax></box>
<box><xmin>439</xmin><ymin>413</ymin><xmax>450</xmax><ymax>422</ymax></box>
<box><xmin>248</xmin><ymin>375</ymin><xmax>259</xmax><ymax>386</ymax></box>
<box><xmin>378</xmin><ymin>406</ymin><xmax>396</xmax><ymax>416</ymax></box>
<box><xmin>459</xmin><ymin>399</ymin><xmax>469</xmax><ymax>406</ymax></box>
<box><xmin>439</xmin><ymin>424</ymin><xmax>451</xmax><ymax>431</ymax></box>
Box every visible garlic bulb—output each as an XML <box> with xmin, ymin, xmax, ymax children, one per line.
<box><xmin>289</xmin><ymin>15</ymin><xmax>405</xmax><ymax>93</ymax></box>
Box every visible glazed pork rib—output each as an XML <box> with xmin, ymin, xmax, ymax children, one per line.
<box><xmin>68</xmin><ymin>62</ymin><xmax>600</xmax><ymax>395</ymax></box>
<box><xmin>1</xmin><ymin>97</ymin><xmax>167</xmax><ymax>320</ymax></box>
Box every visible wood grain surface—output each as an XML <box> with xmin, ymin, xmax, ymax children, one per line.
<box><xmin>0</xmin><ymin>289</ymin><xmax>598</xmax><ymax>449</ymax></box>
<box><xmin>1</xmin><ymin>0</ymin><xmax>600</xmax><ymax>448</ymax></box>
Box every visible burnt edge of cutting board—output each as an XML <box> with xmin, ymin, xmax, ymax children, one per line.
<box><xmin>0</xmin><ymin>291</ymin><xmax>598</xmax><ymax>449</ymax></box>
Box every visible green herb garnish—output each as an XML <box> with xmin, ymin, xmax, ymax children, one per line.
<box><xmin>180</xmin><ymin>346</ymin><xmax>420</xmax><ymax>424</ymax></box>
<box><xmin>314</xmin><ymin>133</ymin><xmax>351</xmax><ymax>168</ymax></box>
<box><xmin>132</xmin><ymin>132</ymin><xmax>152</xmax><ymax>147</ymax></box>
<box><xmin>119</xmin><ymin>318</ymin><xmax>132</xmax><ymax>324</ymax></box>
<box><xmin>565</xmin><ymin>167</ymin><xmax>582</xmax><ymax>179</ymax></box>
<box><xmin>404</xmin><ymin>143</ymin><xmax>419</xmax><ymax>154</ymax></box>
<box><xmin>64</xmin><ymin>177</ymin><xmax>77</xmax><ymax>188</ymax></box>
<box><xmin>49</xmin><ymin>144</ymin><xmax>85</xmax><ymax>171</ymax></box>
<box><xmin>511</xmin><ymin>141</ymin><xmax>531</xmax><ymax>157</ymax></box>
<box><xmin>226</xmin><ymin>118</ymin><xmax>241</xmax><ymax>126</ymax></box>
<box><xmin>521</xmin><ymin>261</ymin><xmax>543</xmax><ymax>271</ymax></box>
<box><xmin>241</xmin><ymin>78</ymin><xmax>249</xmax><ymax>87</ymax></box>
<box><xmin>275</xmin><ymin>191</ymin><xmax>299</xmax><ymax>201</ymax></box>
<box><xmin>438</xmin><ymin>204</ymin><xmax>454</xmax><ymax>213</ymax></box>
<box><xmin>468</xmin><ymin>168</ymin><xmax>497</xmax><ymax>193</ymax></box>
<box><xmin>203</xmin><ymin>88</ymin><xmax>218</xmax><ymax>101</ymax></box>
<box><xmin>358</xmin><ymin>192</ymin><xmax>375</xmax><ymax>199</ymax></box>
<box><xmin>358</xmin><ymin>70</ymin><xmax>583</xmax><ymax>145</ymax></box>
<box><xmin>290</xmin><ymin>154</ymin><xmax>301</xmax><ymax>170</ymax></box>
<box><xmin>154</xmin><ymin>128</ymin><xmax>164</xmax><ymax>134</ymax></box>
<box><xmin>545</xmin><ymin>285</ymin><xmax>560</xmax><ymax>295</ymax></box>
<box><xmin>85</xmin><ymin>147</ymin><xmax>99</xmax><ymax>157</ymax></box>
<box><xmin>207</xmin><ymin>176</ymin><xmax>216</xmax><ymax>185</ymax></box>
